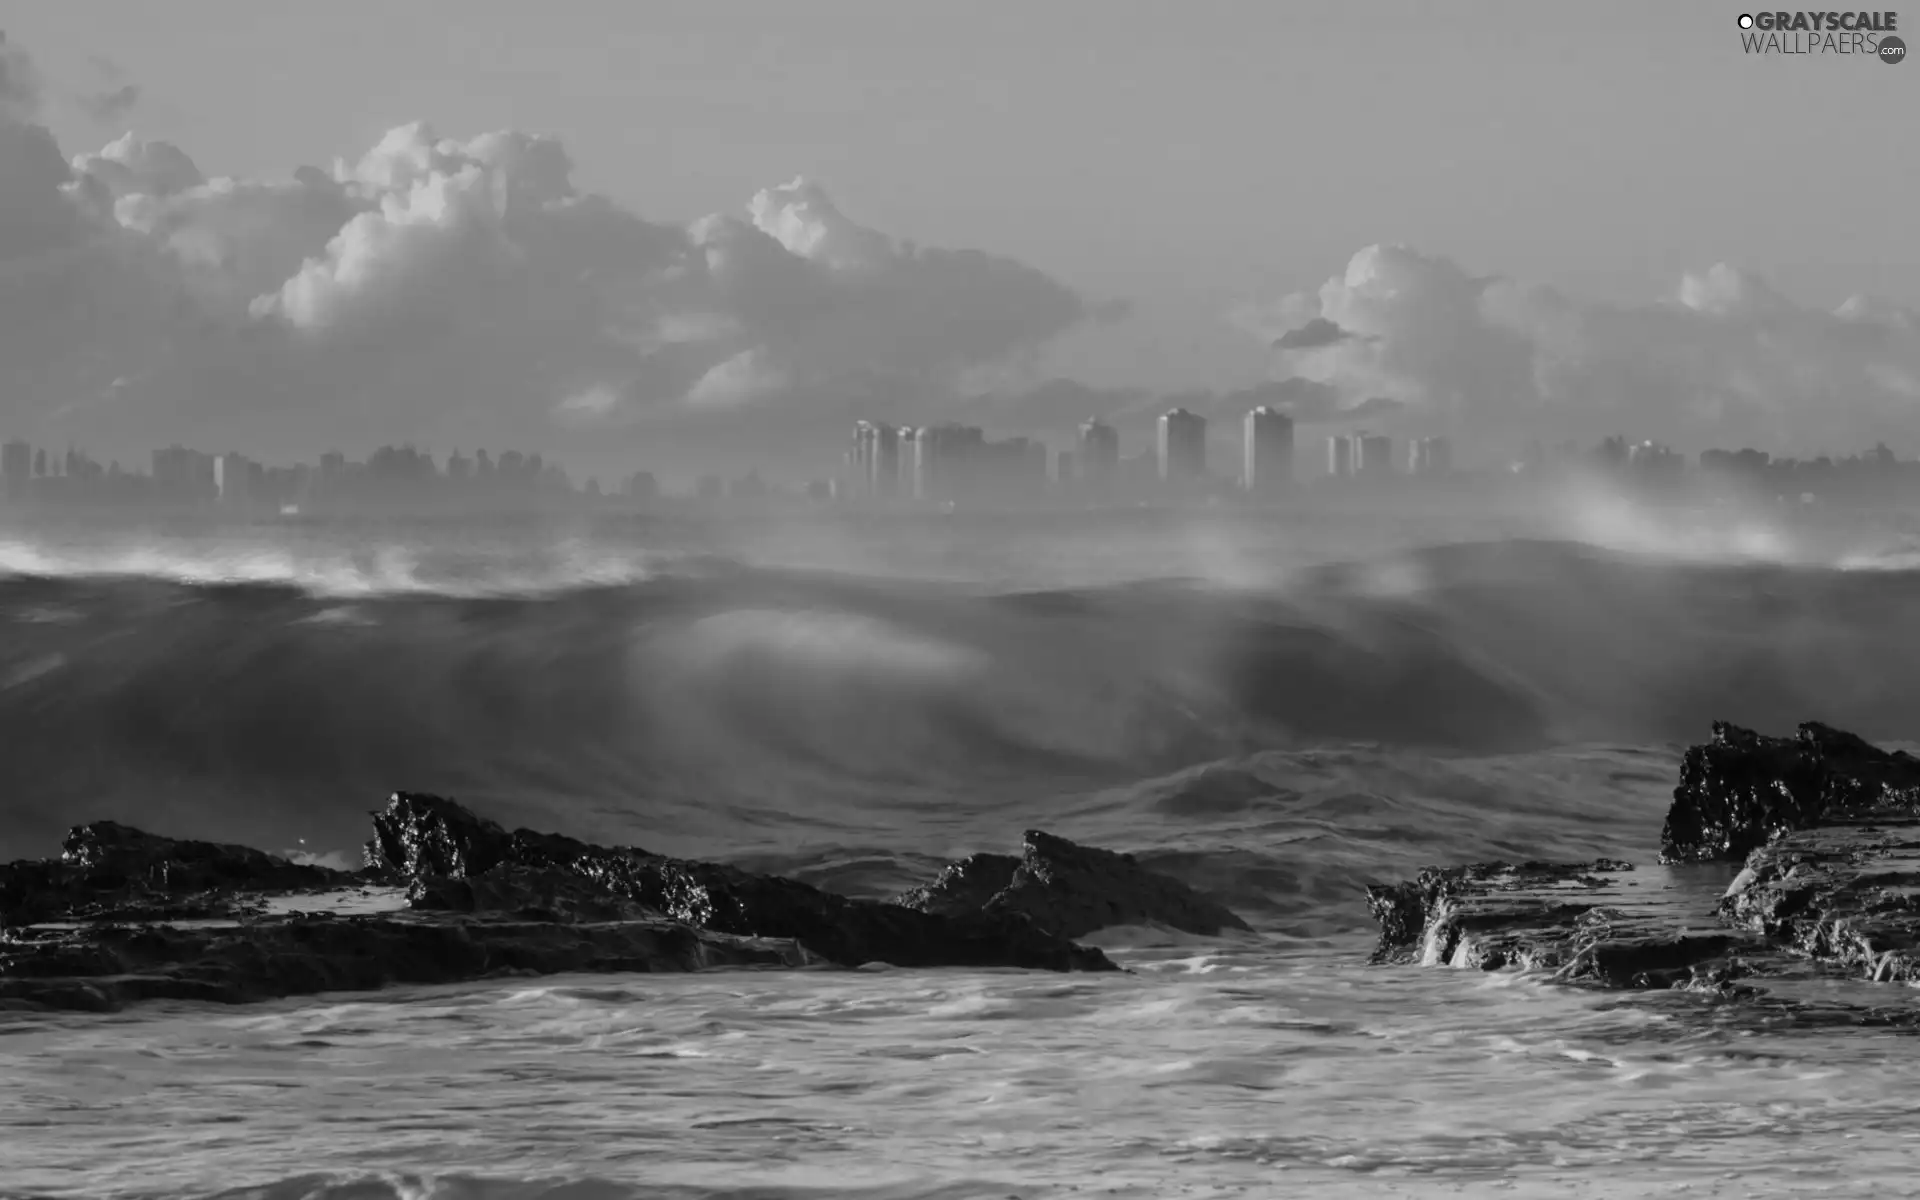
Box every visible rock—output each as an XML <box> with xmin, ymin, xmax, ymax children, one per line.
<box><xmin>899</xmin><ymin>853</ymin><xmax>1022</xmax><ymax>919</ymax></box>
<box><xmin>1366</xmin><ymin>721</ymin><xmax>1920</xmax><ymax>1029</ymax></box>
<box><xmin>1363</xmin><ymin>858</ymin><xmax>1754</xmax><ymax>990</ymax></box>
<box><xmin>0</xmin><ymin>822</ymin><xmax>356</xmax><ymax>928</ymax></box>
<box><xmin>1720</xmin><ymin>813</ymin><xmax>1920</xmax><ymax>983</ymax></box>
<box><xmin>0</xmin><ymin>793</ymin><xmax>1128</xmax><ymax>1013</ymax></box>
<box><xmin>363</xmin><ymin>794</ymin><xmax>1119</xmax><ymax>974</ymax></box>
<box><xmin>363</xmin><ymin>791</ymin><xmax>655</xmax><ymax>881</ymax></box>
<box><xmin>0</xmin><ymin>907</ymin><xmax>822</xmax><ymax>1013</ymax></box>
<box><xmin>897</xmin><ymin>830</ymin><xmax>1252</xmax><ymax>940</ymax></box>
<box><xmin>406</xmin><ymin>865</ymin><xmax>659</xmax><ymax>924</ymax></box>
<box><xmin>1661</xmin><ymin>721</ymin><xmax>1920</xmax><ymax>863</ymax></box>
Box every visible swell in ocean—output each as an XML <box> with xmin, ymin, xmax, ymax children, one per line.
<box><xmin>7</xmin><ymin>523</ymin><xmax>1920</xmax><ymax>937</ymax></box>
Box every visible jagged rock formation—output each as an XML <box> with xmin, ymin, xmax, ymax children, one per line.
<box><xmin>364</xmin><ymin>793</ymin><xmax>1119</xmax><ymax>973</ymax></box>
<box><xmin>896</xmin><ymin>829</ymin><xmax>1251</xmax><ymax>940</ymax></box>
<box><xmin>1359</xmin><ymin>858</ymin><xmax>1753</xmax><ymax>989</ymax></box>
<box><xmin>1</xmin><ymin>793</ymin><xmax>1139</xmax><ymax>1014</ymax></box>
<box><xmin>1721</xmin><ymin>817</ymin><xmax>1920</xmax><ymax>984</ymax></box>
<box><xmin>1366</xmin><ymin>721</ymin><xmax>1920</xmax><ymax>1028</ymax></box>
<box><xmin>0</xmin><ymin>821</ymin><xmax>353</xmax><ymax>928</ymax></box>
<box><xmin>1661</xmin><ymin>721</ymin><xmax>1920</xmax><ymax>863</ymax></box>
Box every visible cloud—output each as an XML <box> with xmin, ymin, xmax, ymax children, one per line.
<box><xmin>1272</xmin><ymin>316</ymin><xmax>1361</xmax><ymax>351</ymax></box>
<box><xmin>1239</xmin><ymin>243</ymin><xmax>1920</xmax><ymax>454</ymax></box>
<box><xmin>0</xmin><ymin>31</ymin><xmax>40</xmax><ymax>119</ymax></box>
<box><xmin>0</xmin><ymin>50</ymin><xmax>1108</xmax><ymax>455</ymax></box>
<box><xmin>81</xmin><ymin>82</ymin><xmax>140</xmax><ymax>123</ymax></box>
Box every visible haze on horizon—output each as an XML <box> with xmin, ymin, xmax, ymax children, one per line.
<box><xmin>1</xmin><ymin>0</ymin><xmax>1915</xmax><ymax>485</ymax></box>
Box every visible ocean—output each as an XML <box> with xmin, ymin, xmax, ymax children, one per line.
<box><xmin>4</xmin><ymin>487</ymin><xmax>1919</xmax><ymax>1199</ymax></box>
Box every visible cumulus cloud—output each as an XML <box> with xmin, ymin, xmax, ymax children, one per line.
<box><xmin>0</xmin><ymin>47</ymin><xmax>1107</xmax><ymax>455</ymax></box>
<box><xmin>1272</xmin><ymin>316</ymin><xmax>1361</xmax><ymax>351</ymax></box>
<box><xmin>1240</xmin><ymin>243</ymin><xmax>1920</xmax><ymax>454</ymax></box>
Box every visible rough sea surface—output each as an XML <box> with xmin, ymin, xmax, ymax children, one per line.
<box><xmin>4</xmin><ymin>489</ymin><xmax>1920</xmax><ymax>1199</ymax></box>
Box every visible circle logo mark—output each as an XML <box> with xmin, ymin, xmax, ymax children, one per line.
<box><xmin>1881</xmin><ymin>35</ymin><xmax>1907</xmax><ymax>63</ymax></box>
<box><xmin>1738</xmin><ymin>13</ymin><xmax>1755</xmax><ymax>28</ymax></box>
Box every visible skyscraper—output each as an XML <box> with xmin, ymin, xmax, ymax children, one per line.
<box><xmin>1242</xmin><ymin>406</ymin><xmax>1295</xmax><ymax>494</ymax></box>
<box><xmin>1408</xmin><ymin>436</ymin><xmax>1453</xmax><ymax>475</ymax></box>
<box><xmin>1326</xmin><ymin>434</ymin><xmax>1355</xmax><ymax>478</ymax></box>
<box><xmin>897</xmin><ymin>426</ymin><xmax>921</xmax><ymax>496</ymax></box>
<box><xmin>849</xmin><ymin>420</ymin><xmax>902</xmax><ymax>498</ymax></box>
<box><xmin>214</xmin><ymin>452</ymin><xmax>255</xmax><ymax>503</ymax></box>
<box><xmin>1077</xmin><ymin>417</ymin><xmax>1120</xmax><ymax>489</ymax></box>
<box><xmin>1355</xmin><ymin>433</ymin><xmax>1394</xmax><ymax>476</ymax></box>
<box><xmin>911</xmin><ymin>422</ymin><xmax>986</xmax><ymax>501</ymax></box>
<box><xmin>1157</xmin><ymin>408</ymin><xmax>1207</xmax><ymax>483</ymax></box>
<box><xmin>1</xmin><ymin>440</ymin><xmax>29</xmax><ymax>483</ymax></box>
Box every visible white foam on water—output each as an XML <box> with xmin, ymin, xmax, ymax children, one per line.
<box><xmin>1</xmin><ymin>948</ymin><xmax>1912</xmax><ymax>1198</ymax></box>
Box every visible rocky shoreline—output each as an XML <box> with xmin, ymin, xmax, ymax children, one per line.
<box><xmin>11</xmin><ymin>719</ymin><xmax>1917</xmax><ymax>1022</ymax></box>
<box><xmin>0</xmin><ymin>792</ymin><xmax>1245</xmax><ymax>1013</ymax></box>
<box><xmin>1367</xmin><ymin>721</ymin><xmax>1920</xmax><ymax>1026</ymax></box>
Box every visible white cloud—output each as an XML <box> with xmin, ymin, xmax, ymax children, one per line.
<box><xmin>1251</xmin><ymin>244</ymin><xmax>1920</xmax><ymax>454</ymax></box>
<box><xmin>0</xmin><ymin>46</ymin><xmax>1103</xmax><ymax>454</ymax></box>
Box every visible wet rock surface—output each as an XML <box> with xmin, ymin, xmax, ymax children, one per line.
<box><xmin>1367</xmin><ymin>721</ymin><xmax>1920</xmax><ymax>1030</ymax></box>
<box><xmin>1366</xmin><ymin>858</ymin><xmax>1764</xmax><ymax>990</ymax></box>
<box><xmin>1661</xmin><ymin>720</ymin><xmax>1920</xmax><ymax>864</ymax></box>
<box><xmin>366</xmin><ymin>793</ymin><xmax>1120</xmax><ymax>974</ymax></box>
<box><xmin>897</xmin><ymin>829</ymin><xmax>1253</xmax><ymax>940</ymax></box>
<box><xmin>2</xmin><ymin>793</ymin><xmax>1126</xmax><ymax>1014</ymax></box>
<box><xmin>0</xmin><ymin>822</ymin><xmax>354</xmax><ymax>928</ymax></box>
<box><xmin>1721</xmin><ymin>816</ymin><xmax>1920</xmax><ymax>984</ymax></box>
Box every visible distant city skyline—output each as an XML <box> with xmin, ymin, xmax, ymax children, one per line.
<box><xmin>1</xmin><ymin>4</ymin><xmax>1915</xmax><ymax>474</ymax></box>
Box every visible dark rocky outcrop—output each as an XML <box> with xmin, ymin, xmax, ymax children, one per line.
<box><xmin>363</xmin><ymin>792</ymin><xmax>657</xmax><ymax>885</ymax></box>
<box><xmin>896</xmin><ymin>830</ymin><xmax>1252</xmax><ymax>940</ymax></box>
<box><xmin>1661</xmin><ymin>721</ymin><xmax>1920</xmax><ymax>863</ymax></box>
<box><xmin>1367</xmin><ymin>721</ymin><xmax>1920</xmax><ymax>1029</ymax></box>
<box><xmin>1365</xmin><ymin>858</ymin><xmax>1761</xmax><ymax>991</ymax></box>
<box><xmin>2</xmin><ymin>793</ymin><xmax>1129</xmax><ymax>1014</ymax></box>
<box><xmin>1</xmin><ymin>913</ymin><xmax>820</xmax><ymax>1014</ymax></box>
<box><xmin>0</xmin><ymin>822</ymin><xmax>355</xmax><ymax>928</ymax></box>
<box><xmin>363</xmin><ymin>793</ymin><xmax>1117</xmax><ymax>973</ymax></box>
<box><xmin>1720</xmin><ymin>816</ymin><xmax>1920</xmax><ymax>983</ymax></box>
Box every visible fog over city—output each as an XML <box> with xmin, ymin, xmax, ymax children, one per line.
<box><xmin>3</xmin><ymin>7</ymin><xmax>1919</xmax><ymax>1200</ymax></box>
<box><xmin>3</xmin><ymin>11</ymin><xmax>1918</xmax><ymax>487</ymax></box>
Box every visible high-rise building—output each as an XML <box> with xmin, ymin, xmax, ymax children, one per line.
<box><xmin>1004</xmin><ymin>437</ymin><xmax>1049</xmax><ymax>496</ymax></box>
<box><xmin>214</xmin><ymin>452</ymin><xmax>255</xmax><ymax>503</ymax></box>
<box><xmin>152</xmin><ymin>445</ymin><xmax>215</xmax><ymax>494</ymax></box>
<box><xmin>897</xmin><ymin>427</ymin><xmax>921</xmax><ymax>496</ymax></box>
<box><xmin>1326</xmin><ymin>434</ymin><xmax>1355</xmax><ymax>478</ymax></box>
<box><xmin>1157</xmin><ymin>408</ymin><xmax>1207</xmax><ymax>483</ymax></box>
<box><xmin>910</xmin><ymin>422</ymin><xmax>986</xmax><ymax>501</ymax></box>
<box><xmin>904</xmin><ymin>425</ymin><xmax>932</xmax><ymax>499</ymax></box>
<box><xmin>1242</xmin><ymin>406</ymin><xmax>1295</xmax><ymax>494</ymax></box>
<box><xmin>1</xmin><ymin>440</ymin><xmax>29</xmax><ymax>482</ymax></box>
<box><xmin>1355</xmin><ymin>433</ymin><xmax>1394</xmax><ymax>476</ymax></box>
<box><xmin>1408</xmin><ymin>437</ymin><xmax>1453</xmax><ymax>475</ymax></box>
<box><xmin>1077</xmin><ymin>418</ymin><xmax>1120</xmax><ymax>489</ymax></box>
<box><xmin>848</xmin><ymin>420</ymin><xmax>902</xmax><ymax>498</ymax></box>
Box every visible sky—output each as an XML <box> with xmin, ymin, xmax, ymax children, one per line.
<box><xmin>1</xmin><ymin>0</ymin><xmax>1915</xmax><ymax>480</ymax></box>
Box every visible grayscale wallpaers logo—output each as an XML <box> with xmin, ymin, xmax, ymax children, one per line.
<box><xmin>1736</xmin><ymin>10</ymin><xmax>1905</xmax><ymax>59</ymax></box>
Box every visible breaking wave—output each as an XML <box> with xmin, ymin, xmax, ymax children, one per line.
<box><xmin>6</xmin><ymin>519</ymin><xmax>1920</xmax><ymax>936</ymax></box>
